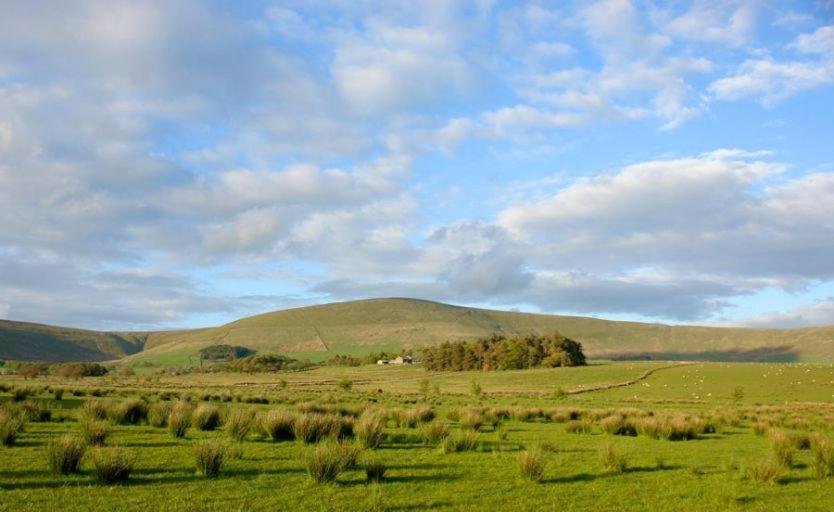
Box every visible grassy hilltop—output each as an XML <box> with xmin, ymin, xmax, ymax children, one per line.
<box><xmin>3</xmin><ymin>298</ymin><xmax>834</xmax><ymax>366</ymax></box>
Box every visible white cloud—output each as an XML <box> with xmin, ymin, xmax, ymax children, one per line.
<box><xmin>711</xmin><ymin>24</ymin><xmax>834</xmax><ymax>104</ymax></box>
<box><xmin>661</xmin><ymin>1</ymin><xmax>757</xmax><ymax>46</ymax></box>
<box><xmin>496</xmin><ymin>149</ymin><xmax>834</xmax><ymax>283</ymax></box>
<box><xmin>332</xmin><ymin>21</ymin><xmax>473</xmax><ymax>114</ymax></box>
<box><xmin>742</xmin><ymin>300</ymin><xmax>834</xmax><ymax>328</ymax></box>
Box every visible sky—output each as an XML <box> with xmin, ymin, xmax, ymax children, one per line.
<box><xmin>1</xmin><ymin>0</ymin><xmax>834</xmax><ymax>331</ymax></box>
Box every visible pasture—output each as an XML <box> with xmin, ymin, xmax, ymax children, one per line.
<box><xmin>1</xmin><ymin>361</ymin><xmax>834</xmax><ymax>511</ymax></box>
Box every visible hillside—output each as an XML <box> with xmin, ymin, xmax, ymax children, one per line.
<box><xmin>4</xmin><ymin>298</ymin><xmax>834</xmax><ymax>366</ymax></box>
<box><xmin>124</xmin><ymin>298</ymin><xmax>834</xmax><ymax>366</ymax></box>
<box><xmin>0</xmin><ymin>320</ymin><xmax>145</xmax><ymax>362</ymax></box>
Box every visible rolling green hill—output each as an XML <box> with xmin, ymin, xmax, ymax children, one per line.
<box><xmin>4</xmin><ymin>298</ymin><xmax>834</xmax><ymax>366</ymax></box>
<box><xmin>0</xmin><ymin>320</ymin><xmax>145</xmax><ymax>362</ymax></box>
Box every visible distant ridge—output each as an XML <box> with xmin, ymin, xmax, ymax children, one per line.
<box><xmin>2</xmin><ymin>298</ymin><xmax>834</xmax><ymax>365</ymax></box>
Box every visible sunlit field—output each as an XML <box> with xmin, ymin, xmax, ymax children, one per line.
<box><xmin>2</xmin><ymin>361</ymin><xmax>834</xmax><ymax>511</ymax></box>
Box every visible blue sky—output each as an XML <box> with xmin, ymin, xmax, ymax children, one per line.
<box><xmin>2</xmin><ymin>0</ymin><xmax>834</xmax><ymax>330</ymax></box>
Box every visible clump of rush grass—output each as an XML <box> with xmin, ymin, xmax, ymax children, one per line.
<box><xmin>335</xmin><ymin>439</ymin><xmax>362</xmax><ymax>469</ymax></box>
<box><xmin>91</xmin><ymin>447</ymin><xmax>134</xmax><ymax>484</ymax></box>
<box><xmin>355</xmin><ymin>410</ymin><xmax>387</xmax><ymax>449</ymax></box>
<box><xmin>82</xmin><ymin>400</ymin><xmax>110</xmax><ymax>421</ymax></box>
<box><xmin>440</xmin><ymin>431</ymin><xmax>479</xmax><ymax>454</ymax></box>
<box><xmin>259</xmin><ymin>409</ymin><xmax>297</xmax><ymax>442</ymax></box>
<box><xmin>565</xmin><ymin>419</ymin><xmax>593</xmax><ymax>434</ymax></box>
<box><xmin>459</xmin><ymin>408</ymin><xmax>484</xmax><ymax>432</ymax></box>
<box><xmin>512</xmin><ymin>407</ymin><xmax>535</xmax><ymax>423</ymax></box>
<box><xmin>47</xmin><ymin>435</ymin><xmax>86</xmax><ymax>475</ymax></box>
<box><xmin>601</xmin><ymin>442</ymin><xmax>627</xmax><ymax>473</ymax></box>
<box><xmin>403</xmin><ymin>407</ymin><xmax>435</xmax><ymax>428</ymax></box>
<box><xmin>0</xmin><ymin>409</ymin><xmax>26</xmax><ymax>447</ymax></box>
<box><xmin>148</xmin><ymin>402</ymin><xmax>172</xmax><ymax>428</ymax></box>
<box><xmin>790</xmin><ymin>431</ymin><xmax>811</xmax><ymax>450</ymax></box>
<box><xmin>518</xmin><ymin>448</ymin><xmax>545</xmax><ymax>482</ymax></box>
<box><xmin>767</xmin><ymin>429</ymin><xmax>794</xmax><ymax>468</ymax></box>
<box><xmin>79</xmin><ymin>418</ymin><xmax>108</xmax><ymax>446</ymax></box>
<box><xmin>306</xmin><ymin>440</ymin><xmax>345</xmax><ymax>484</ymax></box>
<box><xmin>752</xmin><ymin>421</ymin><xmax>770</xmax><ymax>436</ymax></box>
<box><xmin>194</xmin><ymin>439</ymin><xmax>225</xmax><ymax>478</ymax></box>
<box><xmin>747</xmin><ymin>457</ymin><xmax>783</xmax><ymax>485</ymax></box>
<box><xmin>600</xmin><ymin>415</ymin><xmax>637</xmax><ymax>436</ymax></box>
<box><xmin>168</xmin><ymin>402</ymin><xmax>192</xmax><ymax>439</ymax></box>
<box><xmin>809</xmin><ymin>433</ymin><xmax>834</xmax><ymax>478</ymax></box>
<box><xmin>295</xmin><ymin>413</ymin><xmax>340</xmax><ymax>444</ymax></box>
<box><xmin>18</xmin><ymin>400</ymin><xmax>51</xmax><ymax>422</ymax></box>
<box><xmin>419</xmin><ymin>421</ymin><xmax>450</xmax><ymax>445</ymax></box>
<box><xmin>192</xmin><ymin>404</ymin><xmax>222</xmax><ymax>431</ymax></box>
<box><xmin>108</xmin><ymin>398</ymin><xmax>148</xmax><ymax>425</ymax></box>
<box><xmin>225</xmin><ymin>408</ymin><xmax>254</xmax><ymax>442</ymax></box>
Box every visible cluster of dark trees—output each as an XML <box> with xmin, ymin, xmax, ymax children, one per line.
<box><xmin>421</xmin><ymin>333</ymin><xmax>586</xmax><ymax>371</ymax></box>
<box><xmin>224</xmin><ymin>354</ymin><xmax>312</xmax><ymax>373</ymax></box>
<box><xmin>51</xmin><ymin>362</ymin><xmax>109</xmax><ymax>378</ymax></box>
<box><xmin>324</xmin><ymin>354</ymin><xmax>364</xmax><ymax>367</ymax></box>
<box><xmin>6</xmin><ymin>361</ymin><xmax>109</xmax><ymax>379</ymax></box>
<box><xmin>199</xmin><ymin>344</ymin><xmax>254</xmax><ymax>361</ymax></box>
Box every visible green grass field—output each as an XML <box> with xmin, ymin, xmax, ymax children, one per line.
<box><xmin>2</xmin><ymin>361</ymin><xmax>834</xmax><ymax>511</ymax></box>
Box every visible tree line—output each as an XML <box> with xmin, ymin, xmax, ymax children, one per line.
<box><xmin>421</xmin><ymin>333</ymin><xmax>586</xmax><ymax>371</ymax></box>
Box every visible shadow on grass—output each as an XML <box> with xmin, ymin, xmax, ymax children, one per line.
<box><xmin>541</xmin><ymin>465</ymin><xmax>681</xmax><ymax>484</ymax></box>
<box><xmin>338</xmin><ymin>473</ymin><xmax>459</xmax><ymax>487</ymax></box>
<box><xmin>779</xmin><ymin>475</ymin><xmax>816</xmax><ymax>485</ymax></box>
<box><xmin>385</xmin><ymin>502</ymin><xmax>454</xmax><ymax>511</ymax></box>
<box><xmin>119</xmin><ymin>441</ymin><xmax>180</xmax><ymax>448</ymax></box>
<box><xmin>0</xmin><ymin>466</ymin><xmax>307</xmax><ymax>491</ymax></box>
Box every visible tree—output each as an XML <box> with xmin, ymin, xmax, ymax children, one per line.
<box><xmin>420</xmin><ymin>333</ymin><xmax>586</xmax><ymax>372</ymax></box>
<box><xmin>17</xmin><ymin>362</ymin><xmax>49</xmax><ymax>379</ymax></box>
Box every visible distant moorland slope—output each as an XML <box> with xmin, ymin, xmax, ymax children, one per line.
<box><xmin>3</xmin><ymin>298</ymin><xmax>834</xmax><ymax>365</ymax></box>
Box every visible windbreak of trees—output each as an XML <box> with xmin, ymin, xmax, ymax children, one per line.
<box><xmin>199</xmin><ymin>345</ymin><xmax>254</xmax><ymax>361</ymax></box>
<box><xmin>51</xmin><ymin>362</ymin><xmax>109</xmax><ymax>379</ymax></box>
<box><xmin>3</xmin><ymin>361</ymin><xmax>109</xmax><ymax>379</ymax></box>
<box><xmin>224</xmin><ymin>354</ymin><xmax>312</xmax><ymax>373</ymax></box>
<box><xmin>422</xmin><ymin>333</ymin><xmax>586</xmax><ymax>372</ymax></box>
